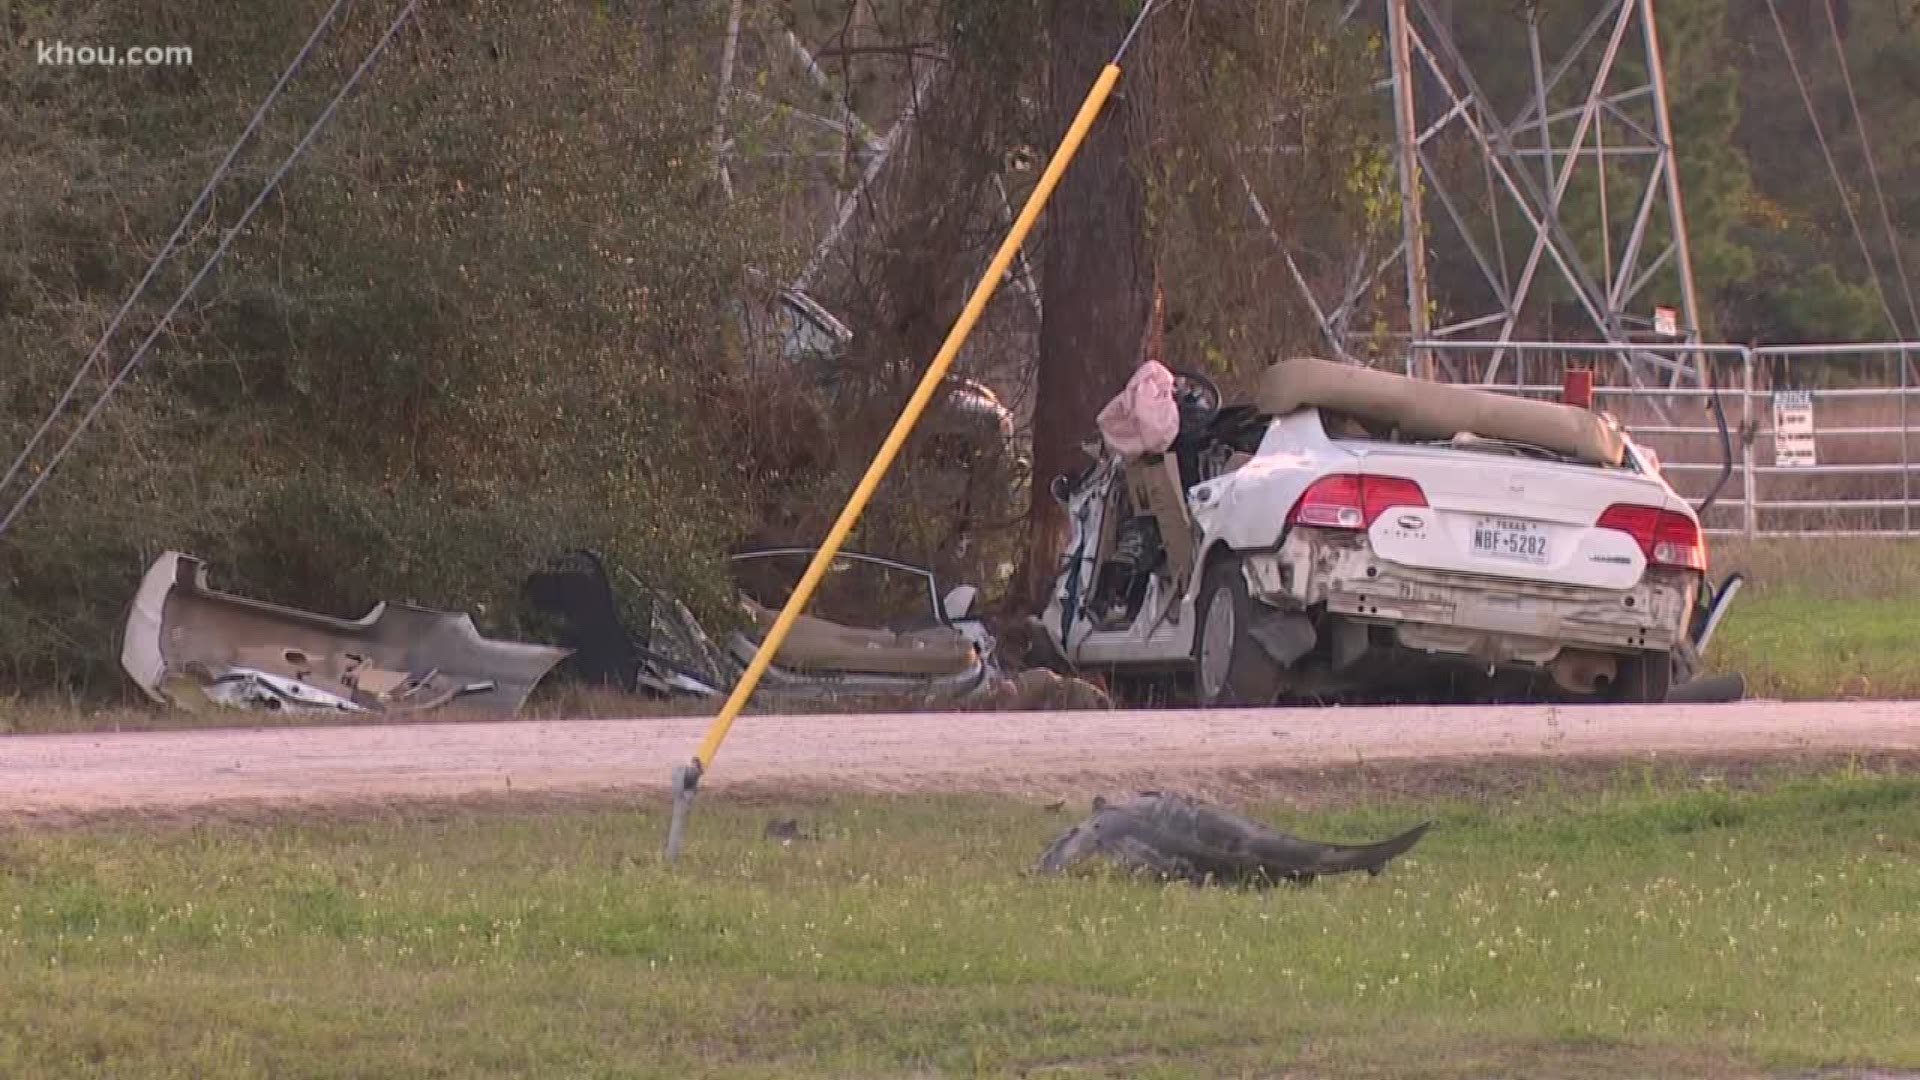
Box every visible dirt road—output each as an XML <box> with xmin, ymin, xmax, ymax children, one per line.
<box><xmin>2</xmin><ymin>701</ymin><xmax>1915</xmax><ymax>815</ymax></box>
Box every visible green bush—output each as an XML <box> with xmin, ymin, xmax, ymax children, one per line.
<box><xmin>0</xmin><ymin>0</ymin><xmax>791</xmax><ymax>693</ymax></box>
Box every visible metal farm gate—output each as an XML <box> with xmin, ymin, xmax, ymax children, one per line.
<box><xmin>1413</xmin><ymin>340</ymin><xmax>1920</xmax><ymax>539</ymax></box>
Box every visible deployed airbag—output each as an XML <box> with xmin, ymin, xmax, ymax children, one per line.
<box><xmin>1096</xmin><ymin>360</ymin><xmax>1180</xmax><ymax>458</ymax></box>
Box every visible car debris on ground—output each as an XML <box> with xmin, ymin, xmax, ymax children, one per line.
<box><xmin>979</xmin><ymin>666</ymin><xmax>1113</xmax><ymax>711</ymax></box>
<box><xmin>121</xmin><ymin>551</ymin><xmax>571</xmax><ymax>718</ymax></box>
<box><xmin>1666</xmin><ymin>670</ymin><xmax>1746</xmax><ymax>704</ymax></box>
<box><xmin>523</xmin><ymin>549</ymin><xmax>734</xmax><ymax>698</ymax></box>
<box><xmin>1036</xmin><ymin>791</ymin><xmax>1431</xmax><ymax>886</ymax></box>
<box><xmin>198</xmin><ymin>668</ymin><xmax>370</xmax><ymax>714</ymax></box>
<box><xmin>525</xmin><ymin>546</ymin><xmax>1106</xmax><ymax>709</ymax></box>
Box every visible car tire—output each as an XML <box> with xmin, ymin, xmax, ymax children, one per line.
<box><xmin>1192</xmin><ymin>555</ymin><xmax>1284</xmax><ymax>708</ymax></box>
<box><xmin>1609</xmin><ymin>649</ymin><xmax>1674</xmax><ymax>704</ymax></box>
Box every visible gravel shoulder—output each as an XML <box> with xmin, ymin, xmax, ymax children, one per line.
<box><xmin>1</xmin><ymin>701</ymin><xmax>1915</xmax><ymax>817</ymax></box>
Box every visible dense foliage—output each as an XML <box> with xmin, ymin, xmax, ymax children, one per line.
<box><xmin>2</xmin><ymin>0</ymin><xmax>783</xmax><ymax>689</ymax></box>
<box><xmin>1</xmin><ymin>0</ymin><xmax>1913</xmax><ymax>694</ymax></box>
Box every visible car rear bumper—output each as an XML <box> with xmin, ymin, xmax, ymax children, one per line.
<box><xmin>1246</xmin><ymin>530</ymin><xmax>1697</xmax><ymax>662</ymax></box>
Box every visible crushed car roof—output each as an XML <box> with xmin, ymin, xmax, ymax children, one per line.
<box><xmin>1256</xmin><ymin>356</ymin><xmax>1628</xmax><ymax>468</ymax></box>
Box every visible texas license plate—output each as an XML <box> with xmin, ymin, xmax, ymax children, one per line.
<box><xmin>1471</xmin><ymin>515</ymin><xmax>1550</xmax><ymax>565</ymax></box>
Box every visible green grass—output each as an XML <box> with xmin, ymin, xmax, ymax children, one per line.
<box><xmin>1711</xmin><ymin>590</ymin><xmax>1920</xmax><ymax>699</ymax></box>
<box><xmin>1704</xmin><ymin>539</ymin><xmax>1920</xmax><ymax>698</ymax></box>
<box><xmin>3</xmin><ymin>768</ymin><xmax>1919</xmax><ymax>1077</ymax></box>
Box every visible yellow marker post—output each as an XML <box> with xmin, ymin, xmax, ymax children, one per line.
<box><xmin>666</xmin><ymin>2</ymin><xmax>1158</xmax><ymax>861</ymax></box>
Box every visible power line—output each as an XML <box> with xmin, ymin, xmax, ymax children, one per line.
<box><xmin>1763</xmin><ymin>0</ymin><xmax>1905</xmax><ymax>339</ymax></box>
<box><xmin>0</xmin><ymin>0</ymin><xmax>353</xmax><ymax>510</ymax></box>
<box><xmin>1821</xmin><ymin>0</ymin><xmax>1919</xmax><ymax>338</ymax></box>
<box><xmin>0</xmin><ymin>0</ymin><xmax>423</xmax><ymax>542</ymax></box>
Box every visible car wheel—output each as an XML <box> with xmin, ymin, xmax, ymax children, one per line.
<box><xmin>1193</xmin><ymin>555</ymin><xmax>1283</xmax><ymax>708</ymax></box>
<box><xmin>1608</xmin><ymin>649</ymin><xmax>1674</xmax><ymax>704</ymax></box>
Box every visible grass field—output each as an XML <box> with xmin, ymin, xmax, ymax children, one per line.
<box><xmin>1711</xmin><ymin>592</ymin><xmax>1920</xmax><ymax>698</ymax></box>
<box><xmin>3</xmin><ymin>762</ymin><xmax>1918</xmax><ymax>1078</ymax></box>
<box><xmin>1704</xmin><ymin>539</ymin><xmax>1920</xmax><ymax>698</ymax></box>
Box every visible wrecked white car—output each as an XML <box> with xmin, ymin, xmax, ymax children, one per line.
<box><xmin>1031</xmin><ymin>357</ymin><xmax>1741</xmax><ymax>706</ymax></box>
<box><xmin>122</xmin><ymin>551</ymin><xmax>571</xmax><ymax>717</ymax></box>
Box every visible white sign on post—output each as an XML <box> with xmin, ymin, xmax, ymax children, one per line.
<box><xmin>1653</xmin><ymin>306</ymin><xmax>1678</xmax><ymax>337</ymax></box>
<box><xmin>1772</xmin><ymin>390</ymin><xmax>1816</xmax><ymax>468</ymax></box>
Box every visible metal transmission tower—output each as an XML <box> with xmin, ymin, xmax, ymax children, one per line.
<box><xmin>1314</xmin><ymin>0</ymin><xmax>1706</xmax><ymax>391</ymax></box>
<box><xmin>709</xmin><ymin>3</ymin><xmax>932</xmax><ymax>282</ymax></box>
<box><xmin>707</xmin><ymin>5</ymin><xmax>1040</xmax><ymax>317</ymax></box>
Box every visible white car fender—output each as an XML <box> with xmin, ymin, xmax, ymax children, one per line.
<box><xmin>1188</xmin><ymin>410</ymin><xmax>1360</xmax><ymax>561</ymax></box>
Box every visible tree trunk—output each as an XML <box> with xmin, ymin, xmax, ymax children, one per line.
<box><xmin>1020</xmin><ymin>0</ymin><xmax>1156</xmax><ymax>610</ymax></box>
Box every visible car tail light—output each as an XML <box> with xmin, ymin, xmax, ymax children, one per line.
<box><xmin>1287</xmin><ymin>475</ymin><xmax>1428</xmax><ymax>531</ymax></box>
<box><xmin>1595</xmin><ymin>503</ymin><xmax>1706</xmax><ymax>570</ymax></box>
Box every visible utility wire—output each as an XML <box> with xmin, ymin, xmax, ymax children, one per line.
<box><xmin>0</xmin><ymin>0</ymin><xmax>353</xmax><ymax>510</ymax></box>
<box><xmin>0</xmin><ymin>0</ymin><xmax>423</xmax><ymax>541</ymax></box>
<box><xmin>1821</xmin><ymin>0</ymin><xmax>1919</xmax><ymax>338</ymax></box>
<box><xmin>1763</xmin><ymin>0</ymin><xmax>1904</xmax><ymax>339</ymax></box>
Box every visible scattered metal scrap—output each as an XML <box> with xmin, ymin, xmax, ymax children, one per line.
<box><xmin>121</xmin><ymin>551</ymin><xmax>570</xmax><ymax>717</ymax></box>
<box><xmin>523</xmin><ymin>550</ymin><xmax>733</xmax><ymax>698</ymax></box>
<box><xmin>1036</xmin><ymin>791</ymin><xmax>1431</xmax><ymax>886</ymax></box>
<box><xmin>524</xmin><ymin>546</ymin><xmax>1014</xmax><ymax>706</ymax></box>
<box><xmin>1667</xmin><ymin>671</ymin><xmax>1746</xmax><ymax>704</ymax></box>
<box><xmin>200</xmin><ymin>668</ymin><xmax>368</xmax><ymax>714</ymax></box>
